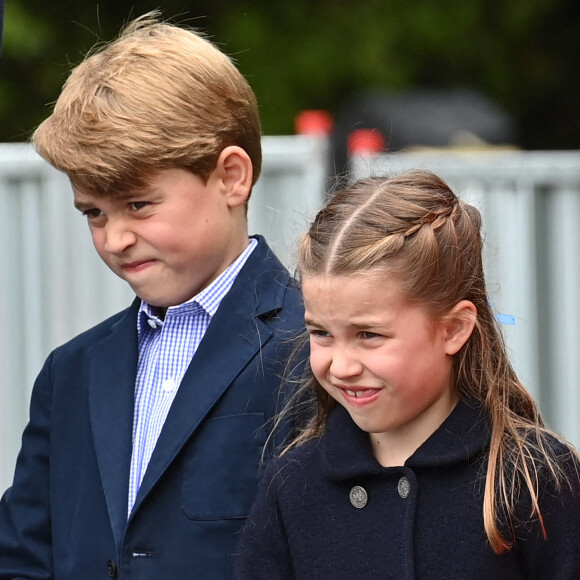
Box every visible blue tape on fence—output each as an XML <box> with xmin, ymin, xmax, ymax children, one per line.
<box><xmin>496</xmin><ymin>313</ymin><xmax>516</xmax><ymax>325</ymax></box>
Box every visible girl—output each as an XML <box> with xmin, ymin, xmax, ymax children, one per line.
<box><xmin>235</xmin><ymin>171</ymin><xmax>580</xmax><ymax>579</ymax></box>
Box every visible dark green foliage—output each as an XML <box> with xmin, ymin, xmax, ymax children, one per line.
<box><xmin>1</xmin><ymin>0</ymin><xmax>579</xmax><ymax>148</ymax></box>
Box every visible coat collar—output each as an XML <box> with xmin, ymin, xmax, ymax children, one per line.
<box><xmin>321</xmin><ymin>400</ymin><xmax>490</xmax><ymax>480</ymax></box>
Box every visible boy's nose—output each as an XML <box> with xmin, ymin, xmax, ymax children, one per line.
<box><xmin>103</xmin><ymin>219</ymin><xmax>137</xmax><ymax>254</ymax></box>
<box><xmin>329</xmin><ymin>348</ymin><xmax>363</xmax><ymax>380</ymax></box>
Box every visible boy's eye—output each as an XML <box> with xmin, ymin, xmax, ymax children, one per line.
<box><xmin>82</xmin><ymin>208</ymin><xmax>104</xmax><ymax>219</ymax></box>
<box><xmin>129</xmin><ymin>201</ymin><xmax>149</xmax><ymax>211</ymax></box>
<box><xmin>360</xmin><ymin>331</ymin><xmax>381</xmax><ymax>339</ymax></box>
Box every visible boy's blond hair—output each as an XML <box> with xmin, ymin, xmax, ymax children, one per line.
<box><xmin>32</xmin><ymin>13</ymin><xmax>262</xmax><ymax>196</ymax></box>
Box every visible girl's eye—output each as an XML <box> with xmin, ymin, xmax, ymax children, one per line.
<box><xmin>130</xmin><ymin>201</ymin><xmax>149</xmax><ymax>211</ymax></box>
<box><xmin>308</xmin><ymin>329</ymin><xmax>331</xmax><ymax>338</ymax></box>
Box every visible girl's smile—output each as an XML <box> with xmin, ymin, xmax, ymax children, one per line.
<box><xmin>336</xmin><ymin>386</ymin><xmax>383</xmax><ymax>406</ymax></box>
<box><xmin>302</xmin><ymin>270</ymin><xmax>466</xmax><ymax>466</ymax></box>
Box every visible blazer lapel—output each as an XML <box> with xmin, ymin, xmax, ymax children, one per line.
<box><xmin>131</xmin><ymin>237</ymin><xmax>289</xmax><ymax>515</ymax></box>
<box><xmin>88</xmin><ymin>301</ymin><xmax>139</xmax><ymax>547</ymax></box>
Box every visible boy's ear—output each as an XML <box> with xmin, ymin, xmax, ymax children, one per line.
<box><xmin>442</xmin><ymin>300</ymin><xmax>477</xmax><ymax>355</ymax></box>
<box><xmin>214</xmin><ymin>145</ymin><xmax>253</xmax><ymax>207</ymax></box>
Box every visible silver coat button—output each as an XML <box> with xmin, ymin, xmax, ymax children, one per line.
<box><xmin>397</xmin><ymin>476</ymin><xmax>410</xmax><ymax>498</ymax></box>
<box><xmin>349</xmin><ymin>485</ymin><xmax>368</xmax><ymax>509</ymax></box>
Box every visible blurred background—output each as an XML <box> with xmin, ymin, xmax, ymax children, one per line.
<box><xmin>1</xmin><ymin>0</ymin><xmax>580</xmax><ymax>149</ymax></box>
<box><xmin>1</xmin><ymin>2</ymin><xmax>580</xmax><ymax>492</ymax></box>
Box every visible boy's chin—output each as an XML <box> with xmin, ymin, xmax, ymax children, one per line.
<box><xmin>135</xmin><ymin>290</ymin><xmax>194</xmax><ymax>310</ymax></box>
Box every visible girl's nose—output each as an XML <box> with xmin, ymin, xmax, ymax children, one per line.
<box><xmin>329</xmin><ymin>347</ymin><xmax>363</xmax><ymax>380</ymax></box>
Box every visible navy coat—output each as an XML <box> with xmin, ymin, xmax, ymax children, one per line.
<box><xmin>235</xmin><ymin>401</ymin><xmax>580</xmax><ymax>579</ymax></box>
<box><xmin>0</xmin><ymin>236</ymin><xmax>306</xmax><ymax>580</ymax></box>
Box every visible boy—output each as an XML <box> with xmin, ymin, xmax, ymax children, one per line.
<box><xmin>0</xmin><ymin>14</ymin><xmax>305</xmax><ymax>580</ymax></box>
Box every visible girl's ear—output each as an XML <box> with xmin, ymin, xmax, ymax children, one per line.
<box><xmin>214</xmin><ymin>145</ymin><xmax>253</xmax><ymax>207</ymax></box>
<box><xmin>442</xmin><ymin>300</ymin><xmax>477</xmax><ymax>355</ymax></box>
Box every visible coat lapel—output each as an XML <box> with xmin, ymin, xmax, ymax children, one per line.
<box><xmin>88</xmin><ymin>301</ymin><xmax>140</xmax><ymax>547</ymax></box>
<box><xmin>131</xmin><ymin>237</ymin><xmax>290</xmax><ymax>515</ymax></box>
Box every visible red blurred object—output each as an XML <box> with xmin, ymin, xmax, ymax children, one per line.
<box><xmin>295</xmin><ymin>110</ymin><xmax>334</xmax><ymax>135</ymax></box>
<box><xmin>347</xmin><ymin>128</ymin><xmax>386</xmax><ymax>155</ymax></box>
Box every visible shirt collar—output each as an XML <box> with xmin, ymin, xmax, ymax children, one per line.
<box><xmin>321</xmin><ymin>400</ymin><xmax>490</xmax><ymax>480</ymax></box>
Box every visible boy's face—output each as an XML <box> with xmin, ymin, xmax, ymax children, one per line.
<box><xmin>73</xmin><ymin>168</ymin><xmax>248</xmax><ymax>308</ymax></box>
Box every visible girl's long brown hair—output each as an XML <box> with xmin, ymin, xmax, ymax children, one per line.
<box><xmin>283</xmin><ymin>170</ymin><xmax>577</xmax><ymax>554</ymax></box>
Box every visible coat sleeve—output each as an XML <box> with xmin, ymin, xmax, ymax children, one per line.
<box><xmin>0</xmin><ymin>355</ymin><xmax>55</xmax><ymax>579</ymax></box>
<box><xmin>234</xmin><ymin>459</ymin><xmax>296</xmax><ymax>580</ymax></box>
<box><xmin>514</xmin><ymin>446</ymin><xmax>580</xmax><ymax>578</ymax></box>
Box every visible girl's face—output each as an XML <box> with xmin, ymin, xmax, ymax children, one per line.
<box><xmin>302</xmin><ymin>271</ymin><xmax>464</xmax><ymax>465</ymax></box>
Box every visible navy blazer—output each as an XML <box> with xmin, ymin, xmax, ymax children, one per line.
<box><xmin>0</xmin><ymin>236</ymin><xmax>306</xmax><ymax>580</ymax></box>
<box><xmin>235</xmin><ymin>402</ymin><xmax>580</xmax><ymax>579</ymax></box>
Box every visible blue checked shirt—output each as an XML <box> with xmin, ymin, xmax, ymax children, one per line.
<box><xmin>127</xmin><ymin>238</ymin><xmax>257</xmax><ymax>515</ymax></box>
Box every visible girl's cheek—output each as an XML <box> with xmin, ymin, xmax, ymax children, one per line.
<box><xmin>309</xmin><ymin>356</ymin><xmax>327</xmax><ymax>382</ymax></box>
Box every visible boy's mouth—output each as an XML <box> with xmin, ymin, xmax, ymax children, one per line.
<box><xmin>121</xmin><ymin>259</ymin><xmax>155</xmax><ymax>273</ymax></box>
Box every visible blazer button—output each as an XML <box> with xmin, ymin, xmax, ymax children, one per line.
<box><xmin>349</xmin><ymin>485</ymin><xmax>368</xmax><ymax>508</ymax></box>
<box><xmin>106</xmin><ymin>559</ymin><xmax>118</xmax><ymax>578</ymax></box>
<box><xmin>397</xmin><ymin>476</ymin><xmax>410</xmax><ymax>498</ymax></box>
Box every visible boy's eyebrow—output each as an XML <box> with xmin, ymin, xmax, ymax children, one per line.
<box><xmin>73</xmin><ymin>199</ymin><xmax>95</xmax><ymax>211</ymax></box>
<box><xmin>73</xmin><ymin>187</ymin><xmax>155</xmax><ymax>211</ymax></box>
<box><xmin>304</xmin><ymin>318</ymin><xmax>322</xmax><ymax>328</ymax></box>
<box><xmin>117</xmin><ymin>185</ymin><xmax>160</xmax><ymax>200</ymax></box>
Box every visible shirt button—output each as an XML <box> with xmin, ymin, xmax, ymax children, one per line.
<box><xmin>162</xmin><ymin>378</ymin><xmax>176</xmax><ymax>393</ymax></box>
<box><xmin>106</xmin><ymin>559</ymin><xmax>118</xmax><ymax>578</ymax></box>
<box><xmin>349</xmin><ymin>485</ymin><xmax>368</xmax><ymax>509</ymax></box>
<box><xmin>398</xmin><ymin>476</ymin><xmax>410</xmax><ymax>499</ymax></box>
<box><xmin>147</xmin><ymin>318</ymin><xmax>157</xmax><ymax>329</ymax></box>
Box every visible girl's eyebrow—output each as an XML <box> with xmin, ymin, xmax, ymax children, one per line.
<box><xmin>305</xmin><ymin>318</ymin><xmax>391</xmax><ymax>331</ymax></box>
<box><xmin>349</xmin><ymin>319</ymin><xmax>392</xmax><ymax>329</ymax></box>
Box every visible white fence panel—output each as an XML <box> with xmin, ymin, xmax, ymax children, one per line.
<box><xmin>1</xmin><ymin>141</ymin><xmax>579</xmax><ymax>495</ymax></box>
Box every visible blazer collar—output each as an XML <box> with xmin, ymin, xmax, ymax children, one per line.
<box><xmin>321</xmin><ymin>400</ymin><xmax>490</xmax><ymax>480</ymax></box>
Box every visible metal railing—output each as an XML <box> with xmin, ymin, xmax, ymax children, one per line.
<box><xmin>1</xmin><ymin>140</ymin><xmax>579</xmax><ymax>494</ymax></box>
